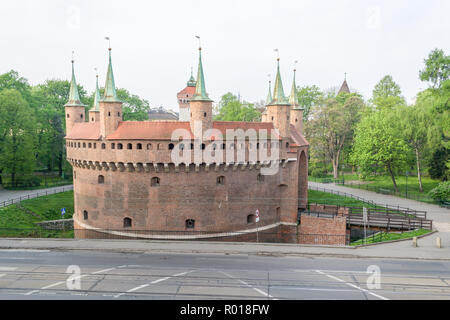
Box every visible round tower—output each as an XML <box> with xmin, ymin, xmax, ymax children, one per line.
<box><xmin>99</xmin><ymin>48</ymin><xmax>123</xmax><ymax>139</ymax></box>
<box><xmin>189</xmin><ymin>47</ymin><xmax>213</xmax><ymax>139</ymax></box>
<box><xmin>266</xmin><ymin>58</ymin><xmax>290</xmax><ymax>138</ymax></box>
<box><xmin>177</xmin><ymin>70</ymin><xmax>196</xmax><ymax>121</ymax></box>
<box><xmin>65</xmin><ymin>59</ymin><xmax>86</xmax><ymax>136</ymax></box>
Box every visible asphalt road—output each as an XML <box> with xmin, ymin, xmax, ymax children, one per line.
<box><xmin>0</xmin><ymin>249</ymin><xmax>449</xmax><ymax>300</ymax></box>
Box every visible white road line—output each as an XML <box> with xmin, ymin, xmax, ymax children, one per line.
<box><xmin>0</xmin><ymin>274</ymin><xmax>5</xmax><ymax>278</ymax></box>
<box><xmin>0</xmin><ymin>267</ymin><xmax>18</xmax><ymax>271</ymax></box>
<box><xmin>315</xmin><ymin>270</ymin><xmax>389</xmax><ymax>300</ymax></box>
<box><xmin>114</xmin><ymin>270</ymin><xmax>194</xmax><ymax>298</ymax></box>
<box><xmin>220</xmin><ymin>271</ymin><xmax>276</xmax><ymax>300</ymax></box>
<box><xmin>0</xmin><ymin>249</ymin><xmax>49</xmax><ymax>253</ymax></box>
<box><xmin>24</xmin><ymin>265</ymin><xmax>122</xmax><ymax>296</ymax></box>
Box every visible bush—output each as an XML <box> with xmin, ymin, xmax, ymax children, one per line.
<box><xmin>11</xmin><ymin>175</ymin><xmax>41</xmax><ymax>187</ymax></box>
<box><xmin>310</xmin><ymin>168</ymin><xmax>329</xmax><ymax>178</ymax></box>
<box><xmin>428</xmin><ymin>182</ymin><xmax>450</xmax><ymax>203</ymax></box>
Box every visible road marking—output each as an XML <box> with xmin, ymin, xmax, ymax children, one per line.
<box><xmin>315</xmin><ymin>270</ymin><xmax>389</xmax><ymax>300</ymax></box>
<box><xmin>220</xmin><ymin>271</ymin><xmax>276</xmax><ymax>300</ymax></box>
<box><xmin>114</xmin><ymin>270</ymin><xmax>193</xmax><ymax>298</ymax></box>
<box><xmin>0</xmin><ymin>274</ymin><xmax>5</xmax><ymax>278</ymax></box>
<box><xmin>24</xmin><ymin>265</ymin><xmax>122</xmax><ymax>296</ymax></box>
<box><xmin>0</xmin><ymin>249</ymin><xmax>49</xmax><ymax>253</ymax></box>
<box><xmin>0</xmin><ymin>267</ymin><xmax>17</xmax><ymax>271</ymax></box>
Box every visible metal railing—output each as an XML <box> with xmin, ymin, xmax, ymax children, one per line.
<box><xmin>0</xmin><ymin>186</ymin><xmax>74</xmax><ymax>208</ymax></box>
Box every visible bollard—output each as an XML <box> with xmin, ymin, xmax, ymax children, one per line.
<box><xmin>436</xmin><ymin>237</ymin><xmax>442</xmax><ymax>248</ymax></box>
<box><xmin>412</xmin><ymin>236</ymin><xmax>418</xmax><ymax>247</ymax></box>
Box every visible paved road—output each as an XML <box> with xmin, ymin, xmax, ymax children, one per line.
<box><xmin>0</xmin><ymin>185</ymin><xmax>73</xmax><ymax>207</ymax></box>
<box><xmin>0</xmin><ymin>249</ymin><xmax>449</xmax><ymax>300</ymax></box>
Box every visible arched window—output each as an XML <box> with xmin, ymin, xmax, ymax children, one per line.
<box><xmin>88</xmin><ymin>143</ymin><xmax>92</xmax><ymax>148</ymax></box>
<box><xmin>127</xmin><ymin>143</ymin><xmax>132</xmax><ymax>150</ymax></box>
<box><xmin>83</xmin><ymin>143</ymin><xmax>86</xmax><ymax>148</ymax></box>
<box><xmin>147</xmin><ymin>143</ymin><xmax>152</xmax><ymax>150</ymax></box>
<box><xmin>217</xmin><ymin>176</ymin><xmax>225</xmax><ymax>185</ymax></box>
<box><xmin>93</xmin><ymin>143</ymin><xmax>96</xmax><ymax>149</ymax></box>
<box><xmin>137</xmin><ymin>143</ymin><xmax>142</xmax><ymax>150</ymax></box>
<box><xmin>185</xmin><ymin>219</ymin><xmax>195</xmax><ymax>229</ymax></box>
<box><xmin>179</xmin><ymin>143</ymin><xmax>185</xmax><ymax>150</ymax></box>
<box><xmin>123</xmin><ymin>217</ymin><xmax>132</xmax><ymax>228</ymax></box>
<box><xmin>169</xmin><ymin>143</ymin><xmax>174</xmax><ymax>150</ymax></box>
<box><xmin>247</xmin><ymin>214</ymin><xmax>256</xmax><ymax>224</ymax></box>
<box><xmin>117</xmin><ymin>143</ymin><xmax>123</xmax><ymax>150</ymax></box>
<box><xmin>98</xmin><ymin>175</ymin><xmax>104</xmax><ymax>184</ymax></box>
<box><xmin>111</xmin><ymin>143</ymin><xmax>115</xmax><ymax>149</ymax></box>
<box><xmin>83</xmin><ymin>210</ymin><xmax>88</xmax><ymax>220</ymax></box>
<box><xmin>151</xmin><ymin>177</ymin><xmax>160</xmax><ymax>187</ymax></box>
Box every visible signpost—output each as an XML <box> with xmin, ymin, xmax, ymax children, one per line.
<box><xmin>363</xmin><ymin>207</ymin><xmax>368</xmax><ymax>244</ymax></box>
<box><xmin>255</xmin><ymin>209</ymin><xmax>260</xmax><ymax>243</ymax></box>
<box><xmin>61</xmin><ymin>208</ymin><xmax>66</xmax><ymax>219</ymax></box>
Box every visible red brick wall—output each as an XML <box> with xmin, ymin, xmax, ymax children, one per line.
<box><xmin>298</xmin><ymin>215</ymin><xmax>347</xmax><ymax>245</ymax></box>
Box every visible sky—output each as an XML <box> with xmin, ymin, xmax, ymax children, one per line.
<box><xmin>0</xmin><ymin>0</ymin><xmax>449</xmax><ymax>112</ymax></box>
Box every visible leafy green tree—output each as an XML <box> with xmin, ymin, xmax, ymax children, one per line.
<box><xmin>214</xmin><ymin>93</ymin><xmax>261</xmax><ymax>122</ymax></box>
<box><xmin>97</xmin><ymin>88</ymin><xmax>150</xmax><ymax>121</ymax></box>
<box><xmin>296</xmin><ymin>85</ymin><xmax>323</xmax><ymax>121</ymax></box>
<box><xmin>371</xmin><ymin>75</ymin><xmax>406</xmax><ymax>109</ymax></box>
<box><xmin>306</xmin><ymin>93</ymin><xmax>365</xmax><ymax>179</ymax></box>
<box><xmin>419</xmin><ymin>48</ymin><xmax>450</xmax><ymax>89</ymax></box>
<box><xmin>0</xmin><ymin>89</ymin><xmax>36</xmax><ymax>187</ymax></box>
<box><xmin>351</xmin><ymin>109</ymin><xmax>410</xmax><ymax>192</ymax></box>
<box><xmin>0</xmin><ymin>70</ymin><xmax>34</xmax><ymax>106</ymax></box>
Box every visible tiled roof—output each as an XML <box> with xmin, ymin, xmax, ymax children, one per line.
<box><xmin>177</xmin><ymin>86</ymin><xmax>196</xmax><ymax>96</ymax></box>
<box><xmin>65</xmin><ymin>122</ymin><xmax>101</xmax><ymax>140</ymax></box>
<box><xmin>290</xmin><ymin>124</ymin><xmax>309</xmax><ymax>147</ymax></box>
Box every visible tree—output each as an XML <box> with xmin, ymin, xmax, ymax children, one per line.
<box><xmin>32</xmin><ymin>80</ymin><xmax>88</xmax><ymax>176</ymax></box>
<box><xmin>97</xmin><ymin>88</ymin><xmax>150</xmax><ymax>121</ymax></box>
<box><xmin>296</xmin><ymin>85</ymin><xmax>323</xmax><ymax>121</ymax></box>
<box><xmin>0</xmin><ymin>89</ymin><xmax>36</xmax><ymax>187</ymax></box>
<box><xmin>419</xmin><ymin>48</ymin><xmax>450</xmax><ymax>89</ymax></box>
<box><xmin>351</xmin><ymin>109</ymin><xmax>409</xmax><ymax>192</ymax></box>
<box><xmin>371</xmin><ymin>75</ymin><xmax>406</xmax><ymax>109</ymax></box>
<box><xmin>214</xmin><ymin>93</ymin><xmax>261</xmax><ymax>122</ymax></box>
<box><xmin>306</xmin><ymin>92</ymin><xmax>365</xmax><ymax>179</ymax></box>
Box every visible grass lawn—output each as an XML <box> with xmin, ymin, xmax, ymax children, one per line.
<box><xmin>308</xmin><ymin>189</ymin><xmax>377</xmax><ymax>208</ymax></box>
<box><xmin>0</xmin><ymin>191</ymin><xmax>74</xmax><ymax>238</ymax></box>
<box><xmin>351</xmin><ymin>229</ymin><xmax>432</xmax><ymax>246</ymax></box>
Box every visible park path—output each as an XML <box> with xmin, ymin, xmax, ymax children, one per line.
<box><xmin>0</xmin><ymin>185</ymin><xmax>73</xmax><ymax>207</ymax></box>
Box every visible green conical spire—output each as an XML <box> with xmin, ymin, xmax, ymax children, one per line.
<box><xmin>65</xmin><ymin>60</ymin><xmax>86</xmax><ymax>107</ymax></box>
<box><xmin>90</xmin><ymin>75</ymin><xmax>101</xmax><ymax>112</ymax></box>
<box><xmin>289</xmin><ymin>68</ymin><xmax>300</xmax><ymax>108</ymax></box>
<box><xmin>187</xmin><ymin>67</ymin><xmax>196</xmax><ymax>87</ymax></box>
<box><xmin>101</xmin><ymin>48</ymin><xmax>120</xmax><ymax>102</ymax></box>
<box><xmin>270</xmin><ymin>59</ymin><xmax>289</xmax><ymax>105</ymax></box>
<box><xmin>265</xmin><ymin>80</ymin><xmax>272</xmax><ymax>105</ymax></box>
<box><xmin>191</xmin><ymin>48</ymin><xmax>212</xmax><ymax>102</ymax></box>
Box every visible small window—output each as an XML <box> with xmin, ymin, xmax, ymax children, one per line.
<box><xmin>286</xmin><ymin>142</ymin><xmax>289</xmax><ymax>148</ymax></box>
<box><xmin>118</xmin><ymin>143</ymin><xmax>123</xmax><ymax>150</ymax></box>
<box><xmin>204</xmin><ymin>112</ymin><xmax>207</xmax><ymax>117</ymax></box>
<box><xmin>127</xmin><ymin>143</ymin><xmax>132</xmax><ymax>150</ymax></box>
<box><xmin>88</xmin><ymin>143</ymin><xmax>92</xmax><ymax>148</ymax></box>
<box><xmin>98</xmin><ymin>175</ymin><xmax>104</xmax><ymax>184</ymax></box>
<box><xmin>83</xmin><ymin>143</ymin><xmax>86</xmax><ymax>148</ymax></box>
<box><xmin>123</xmin><ymin>217</ymin><xmax>132</xmax><ymax>228</ymax></box>
<box><xmin>74</xmin><ymin>171</ymin><xmax>76</xmax><ymax>179</ymax></box>
<box><xmin>147</xmin><ymin>143</ymin><xmax>152</xmax><ymax>150</ymax></box>
<box><xmin>91</xmin><ymin>118</ymin><xmax>94</xmax><ymax>122</ymax></box>
<box><xmin>78</xmin><ymin>142</ymin><xmax>81</xmax><ymax>148</ymax></box>
<box><xmin>157</xmin><ymin>144</ymin><xmax>162</xmax><ymax>150</ymax></box>
<box><xmin>217</xmin><ymin>176</ymin><xmax>225</xmax><ymax>185</ymax></box>
<box><xmin>151</xmin><ymin>177</ymin><xmax>160</xmax><ymax>187</ymax></box>
<box><xmin>102</xmin><ymin>143</ymin><xmax>106</xmax><ymax>149</ymax></box>
<box><xmin>137</xmin><ymin>143</ymin><xmax>142</xmax><ymax>150</ymax></box>
<box><xmin>201</xmin><ymin>143</ymin><xmax>205</xmax><ymax>150</ymax></box>
<box><xmin>93</xmin><ymin>143</ymin><xmax>96</xmax><ymax>149</ymax></box>
<box><xmin>295</xmin><ymin>118</ymin><xmax>298</xmax><ymax>122</ymax></box>
<box><xmin>67</xmin><ymin>114</ymin><xmax>70</xmax><ymax>118</ymax></box>
<box><xmin>83</xmin><ymin>210</ymin><xmax>88</xmax><ymax>220</ymax></box>
<box><xmin>169</xmin><ymin>143</ymin><xmax>174</xmax><ymax>150</ymax></box>
<box><xmin>186</xmin><ymin>219</ymin><xmax>195</xmax><ymax>229</ymax></box>
<box><xmin>108</xmin><ymin>112</ymin><xmax>111</xmax><ymax>116</ymax></box>
<box><xmin>111</xmin><ymin>143</ymin><xmax>115</xmax><ymax>149</ymax></box>
<box><xmin>80</xmin><ymin>114</ymin><xmax>83</xmax><ymax>119</ymax></box>
<box><xmin>179</xmin><ymin>143</ymin><xmax>185</xmax><ymax>150</ymax></box>
<box><xmin>257</xmin><ymin>174</ymin><xmax>264</xmax><ymax>182</ymax></box>
<box><xmin>271</xmin><ymin>116</ymin><xmax>274</xmax><ymax>120</ymax></box>
<box><xmin>118</xmin><ymin>112</ymin><xmax>120</xmax><ymax>117</ymax></box>
<box><xmin>247</xmin><ymin>214</ymin><xmax>256</xmax><ymax>224</ymax></box>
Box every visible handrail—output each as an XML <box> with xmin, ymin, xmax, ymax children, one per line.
<box><xmin>0</xmin><ymin>186</ymin><xmax>74</xmax><ymax>208</ymax></box>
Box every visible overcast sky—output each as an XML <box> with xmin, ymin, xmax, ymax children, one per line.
<box><xmin>1</xmin><ymin>0</ymin><xmax>449</xmax><ymax>111</ymax></box>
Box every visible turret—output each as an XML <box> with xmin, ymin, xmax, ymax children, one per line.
<box><xmin>89</xmin><ymin>74</ymin><xmax>101</xmax><ymax>123</ymax></box>
<box><xmin>177</xmin><ymin>69</ymin><xmax>196</xmax><ymax>121</ymax></box>
<box><xmin>289</xmin><ymin>68</ymin><xmax>304</xmax><ymax>135</ymax></box>
<box><xmin>261</xmin><ymin>80</ymin><xmax>272</xmax><ymax>122</ymax></box>
<box><xmin>65</xmin><ymin>59</ymin><xmax>86</xmax><ymax>136</ymax></box>
<box><xmin>189</xmin><ymin>46</ymin><xmax>213</xmax><ymax>139</ymax></box>
<box><xmin>266</xmin><ymin>58</ymin><xmax>290</xmax><ymax>137</ymax></box>
<box><xmin>99</xmin><ymin>47</ymin><xmax>122</xmax><ymax>139</ymax></box>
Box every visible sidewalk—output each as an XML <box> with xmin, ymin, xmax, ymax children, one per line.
<box><xmin>0</xmin><ymin>235</ymin><xmax>449</xmax><ymax>260</ymax></box>
<box><xmin>0</xmin><ymin>185</ymin><xmax>73</xmax><ymax>207</ymax></box>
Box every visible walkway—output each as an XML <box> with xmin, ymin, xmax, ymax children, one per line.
<box><xmin>0</xmin><ymin>185</ymin><xmax>73</xmax><ymax>207</ymax></box>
